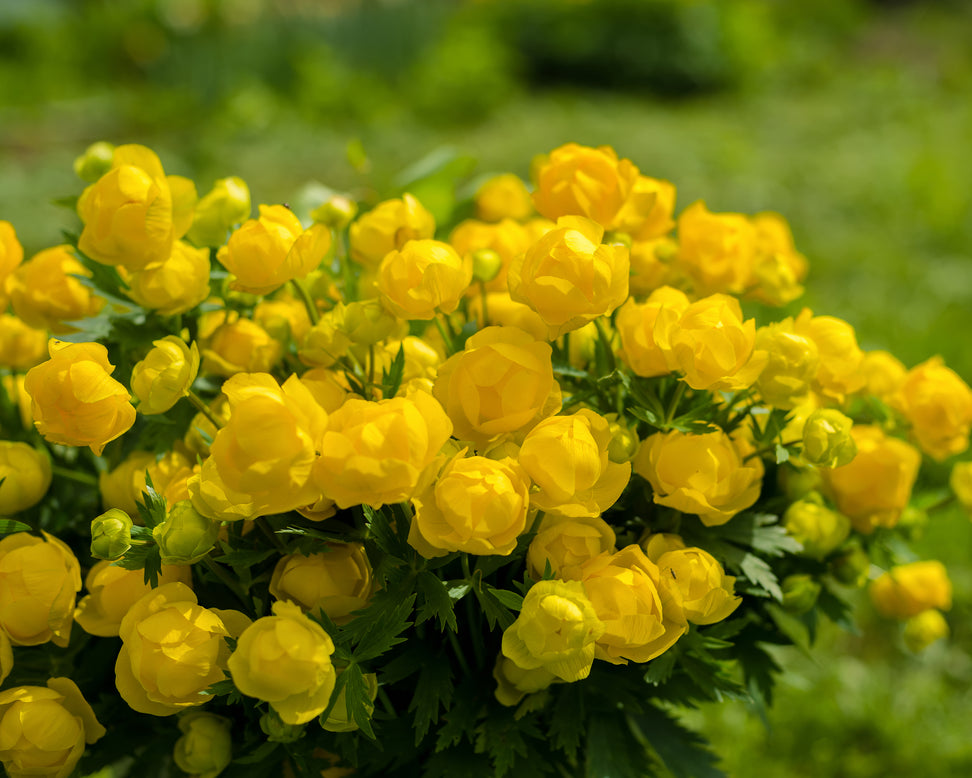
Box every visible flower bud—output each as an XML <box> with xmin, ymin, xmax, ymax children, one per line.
<box><xmin>606</xmin><ymin>416</ymin><xmax>640</xmax><ymax>464</ymax></box>
<box><xmin>802</xmin><ymin>409</ymin><xmax>856</xmax><ymax>468</ymax></box>
<box><xmin>903</xmin><ymin>609</ymin><xmax>949</xmax><ymax>653</ymax></box>
<box><xmin>782</xmin><ymin>494</ymin><xmax>850</xmax><ymax>560</ymax></box>
<box><xmin>311</xmin><ymin>194</ymin><xmax>358</xmax><ymax>230</ymax></box>
<box><xmin>0</xmin><ymin>442</ymin><xmax>52</xmax><ymax>515</ymax></box>
<box><xmin>260</xmin><ymin>710</ymin><xmax>305</xmax><ymax>743</ymax></box>
<box><xmin>829</xmin><ymin>541</ymin><xmax>870</xmax><ymax>588</ymax></box>
<box><xmin>471</xmin><ymin>248</ymin><xmax>503</xmax><ymax>283</ymax></box>
<box><xmin>781</xmin><ymin>574</ymin><xmax>821</xmax><ymax>614</ymax></box>
<box><xmin>950</xmin><ymin>461</ymin><xmax>972</xmax><ymax>514</ymax></box>
<box><xmin>131</xmin><ymin>336</ymin><xmax>200</xmax><ymax>415</ymax></box>
<box><xmin>73</xmin><ymin>141</ymin><xmax>115</xmax><ymax>182</ymax></box>
<box><xmin>777</xmin><ymin>463</ymin><xmax>822</xmax><ymax>501</ymax></box>
<box><xmin>869</xmin><ymin>560</ymin><xmax>952</xmax><ymax>620</ymax></box>
<box><xmin>173</xmin><ymin>712</ymin><xmax>232</xmax><ymax>778</ymax></box>
<box><xmin>187</xmin><ymin>176</ymin><xmax>252</xmax><ymax>248</ymax></box>
<box><xmin>152</xmin><ymin>500</ymin><xmax>219</xmax><ymax>564</ymax></box>
<box><xmin>90</xmin><ymin>508</ymin><xmax>134</xmax><ymax>561</ymax></box>
<box><xmin>322</xmin><ymin>671</ymin><xmax>377</xmax><ymax>733</ymax></box>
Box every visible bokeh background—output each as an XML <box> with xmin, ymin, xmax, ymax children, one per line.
<box><xmin>2</xmin><ymin>0</ymin><xmax>971</xmax><ymax>775</ymax></box>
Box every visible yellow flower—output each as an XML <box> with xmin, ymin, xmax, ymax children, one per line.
<box><xmin>377</xmin><ymin>239</ymin><xmax>472</xmax><ymax>320</ymax></box>
<box><xmin>449</xmin><ymin>218</ymin><xmax>531</xmax><ymax>294</ymax></box>
<box><xmin>0</xmin><ymin>314</ymin><xmax>47</xmax><ymax>370</ymax></box>
<box><xmin>188</xmin><ymin>176</ymin><xmax>252</xmax><ymax>247</ymax></box>
<box><xmin>199</xmin><ymin>310</ymin><xmax>283</xmax><ymax>377</ymax></box>
<box><xmin>190</xmin><ymin>373</ymin><xmax>327</xmax><ymax>520</ymax></box>
<box><xmin>611</xmin><ymin>175</ymin><xmax>677</xmax><ymax>242</ymax></box>
<box><xmin>793</xmin><ymin>308</ymin><xmax>865</xmax><ymax>403</ymax></box>
<box><xmin>577</xmin><ymin>545</ymin><xmax>686</xmax><ymax>663</ymax></box>
<box><xmin>615</xmin><ymin>286</ymin><xmax>690</xmax><ymax>378</ymax></box>
<box><xmin>314</xmin><ymin>390</ymin><xmax>452</xmax><ymax>509</ymax></box>
<box><xmin>5</xmin><ymin>245</ymin><xmax>105</xmax><ymax>334</ymax></box>
<box><xmin>745</xmin><ymin>212</ymin><xmax>808</xmax><ymax>306</ymax></box>
<box><xmin>526</xmin><ymin>514</ymin><xmax>617</xmax><ymax>580</ymax></box>
<box><xmin>115</xmin><ymin>582</ymin><xmax>250</xmax><ymax>716</ymax></box>
<box><xmin>0</xmin><ymin>220</ymin><xmax>24</xmax><ymax>310</ymax></box>
<box><xmin>675</xmin><ymin>201</ymin><xmax>756</xmax><ymax>296</ymax></box>
<box><xmin>653</xmin><ymin>546</ymin><xmax>741</xmax><ymax>625</ymax></box>
<box><xmin>493</xmin><ymin>654</ymin><xmax>557</xmax><ymax>707</ymax></box>
<box><xmin>124</xmin><ymin>240</ymin><xmax>211</xmax><ymax>316</ymax></box>
<box><xmin>468</xmin><ymin>292</ymin><xmax>548</xmax><ymax>341</ymax></box>
<box><xmin>77</xmin><ymin>144</ymin><xmax>196</xmax><ymax>271</ymax></box>
<box><xmin>861</xmin><ymin>350</ymin><xmax>906</xmax><ymax>401</ymax></box>
<box><xmin>782</xmin><ymin>495</ymin><xmax>850</xmax><ymax>560</ymax></box>
<box><xmin>0</xmin><ymin>442</ymin><xmax>51</xmax><ymax>515</ymax></box>
<box><xmin>501</xmin><ymin>579</ymin><xmax>605</xmax><ymax>683</ymax></box>
<box><xmin>269</xmin><ymin>544</ymin><xmax>375</xmax><ymax>624</ymax></box>
<box><xmin>753</xmin><ymin>319</ymin><xmax>819</xmax><ymax>410</ymax></box>
<box><xmin>24</xmin><ymin>340</ymin><xmax>136</xmax><ymax>455</ymax></box>
<box><xmin>173</xmin><ymin>712</ymin><xmax>233</xmax><ymax>778</ymax></box>
<box><xmin>152</xmin><ymin>500</ymin><xmax>220</xmax><ymax>564</ymax></box>
<box><xmin>633</xmin><ymin>429</ymin><xmax>764</xmax><ymax>526</ymax></box>
<box><xmin>349</xmin><ymin>193</ymin><xmax>436</xmax><ymax>269</ymax></box>
<box><xmin>822</xmin><ymin>425</ymin><xmax>920</xmax><ymax>533</ymax></box>
<box><xmin>518</xmin><ymin>409</ymin><xmax>631</xmax><ymax>517</ymax></box>
<box><xmin>896</xmin><ymin>356</ymin><xmax>972</xmax><ymax>461</ymax></box>
<box><xmin>654</xmin><ymin>293</ymin><xmax>765</xmax><ymax>391</ymax></box>
<box><xmin>98</xmin><ymin>450</ymin><xmax>156</xmax><ymax>515</ymax></box>
<box><xmin>227</xmin><ymin>600</ymin><xmax>337</xmax><ymax>725</ymax></box>
<box><xmin>217</xmin><ymin>204</ymin><xmax>332</xmax><ymax>295</ymax></box>
<box><xmin>628</xmin><ymin>238</ymin><xmax>679</xmax><ymax>297</ymax></box>
<box><xmin>801</xmin><ymin>409</ymin><xmax>857</xmax><ymax>468</ymax></box>
<box><xmin>0</xmin><ymin>678</ymin><xmax>105</xmax><ymax>778</ymax></box>
<box><xmin>409</xmin><ymin>454</ymin><xmax>531</xmax><ymax>557</ymax></box>
<box><xmin>508</xmin><ymin>215</ymin><xmax>629</xmax><ymax>338</ymax></box>
<box><xmin>903</xmin><ymin>610</ymin><xmax>949</xmax><ymax>652</ymax></box>
<box><xmin>74</xmin><ymin>561</ymin><xmax>191</xmax><ymax>637</ymax></box>
<box><xmin>532</xmin><ymin>143</ymin><xmax>639</xmax><ymax>228</ymax></box>
<box><xmin>949</xmin><ymin>461</ymin><xmax>972</xmax><ymax>514</ymax></box>
<box><xmin>475</xmin><ymin>173</ymin><xmax>534</xmax><ymax>223</ymax></box>
<box><xmin>0</xmin><ymin>531</ymin><xmax>81</xmax><ymax>646</ymax></box>
<box><xmin>869</xmin><ymin>561</ymin><xmax>952</xmax><ymax>620</ymax></box>
<box><xmin>254</xmin><ymin>294</ymin><xmax>314</xmax><ymax>346</ymax></box>
<box><xmin>131</xmin><ymin>336</ymin><xmax>200</xmax><ymax>414</ymax></box>
<box><xmin>433</xmin><ymin>326</ymin><xmax>562</xmax><ymax>447</ymax></box>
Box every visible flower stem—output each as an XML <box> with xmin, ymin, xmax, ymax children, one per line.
<box><xmin>478</xmin><ymin>281</ymin><xmax>489</xmax><ymax>326</ymax></box>
<box><xmin>186</xmin><ymin>390</ymin><xmax>222</xmax><ymax>429</ymax></box>
<box><xmin>50</xmin><ymin>466</ymin><xmax>98</xmax><ymax>487</ymax></box>
<box><xmin>664</xmin><ymin>382</ymin><xmax>687</xmax><ymax>426</ymax></box>
<box><xmin>256</xmin><ymin>517</ymin><xmax>287</xmax><ymax>553</ymax></box>
<box><xmin>434</xmin><ymin>315</ymin><xmax>457</xmax><ymax>356</ymax></box>
<box><xmin>201</xmin><ymin>555</ymin><xmax>253</xmax><ymax>612</ymax></box>
<box><xmin>290</xmin><ymin>278</ymin><xmax>320</xmax><ymax>327</ymax></box>
<box><xmin>593</xmin><ymin>317</ymin><xmax>617</xmax><ymax>372</ymax></box>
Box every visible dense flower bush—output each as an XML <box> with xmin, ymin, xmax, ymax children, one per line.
<box><xmin>0</xmin><ymin>141</ymin><xmax>968</xmax><ymax>777</ymax></box>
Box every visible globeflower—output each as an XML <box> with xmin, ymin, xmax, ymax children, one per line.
<box><xmin>377</xmin><ymin>239</ymin><xmax>472</xmax><ymax>320</ymax></box>
<box><xmin>0</xmin><ymin>441</ymin><xmax>51</xmax><ymax>515</ymax></box>
<box><xmin>869</xmin><ymin>561</ymin><xmax>952</xmax><ymax>620</ymax></box>
<box><xmin>130</xmin><ymin>336</ymin><xmax>200</xmax><ymax>414</ymax></box>
<box><xmin>507</xmin><ymin>215</ymin><xmax>629</xmax><ymax>338</ymax></box>
<box><xmin>124</xmin><ymin>240</ymin><xmax>211</xmax><ymax>316</ymax></box>
<box><xmin>793</xmin><ymin>308</ymin><xmax>865</xmax><ymax>403</ymax></box>
<box><xmin>526</xmin><ymin>514</ymin><xmax>617</xmax><ymax>580</ymax></box>
<box><xmin>24</xmin><ymin>340</ymin><xmax>136</xmax><ymax>455</ymax></box>
<box><xmin>896</xmin><ymin>356</ymin><xmax>972</xmax><ymax>461</ymax></box>
<box><xmin>269</xmin><ymin>544</ymin><xmax>375</xmax><ymax>624</ymax></box>
<box><xmin>349</xmin><ymin>193</ymin><xmax>435</xmax><ymax>268</ymax></box>
<box><xmin>675</xmin><ymin>201</ymin><xmax>756</xmax><ymax>296</ymax></box>
<box><xmin>615</xmin><ymin>286</ymin><xmax>690</xmax><ymax>378</ymax></box>
<box><xmin>475</xmin><ymin>173</ymin><xmax>533</xmax><ymax>223</ymax></box>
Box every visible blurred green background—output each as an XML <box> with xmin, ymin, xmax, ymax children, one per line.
<box><xmin>2</xmin><ymin>0</ymin><xmax>971</xmax><ymax>775</ymax></box>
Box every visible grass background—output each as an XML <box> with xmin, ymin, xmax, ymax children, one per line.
<box><xmin>2</xmin><ymin>1</ymin><xmax>971</xmax><ymax>774</ymax></box>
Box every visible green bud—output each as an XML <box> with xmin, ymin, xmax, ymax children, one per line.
<box><xmin>322</xmin><ymin>671</ymin><xmax>378</xmax><ymax>733</ymax></box>
<box><xmin>187</xmin><ymin>176</ymin><xmax>252</xmax><ymax>248</ymax></box>
<box><xmin>73</xmin><ymin>141</ymin><xmax>115</xmax><ymax>183</ymax></box>
<box><xmin>310</xmin><ymin>194</ymin><xmax>358</xmax><ymax>230</ymax></box>
<box><xmin>152</xmin><ymin>500</ymin><xmax>219</xmax><ymax>565</ymax></box>
<box><xmin>902</xmin><ymin>610</ymin><xmax>949</xmax><ymax>653</ymax></box>
<box><xmin>173</xmin><ymin>712</ymin><xmax>232</xmax><ymax>778</ymax></box>
<box><xmin>607</xmin><ymin>418</ymin><xmax>640</xmax><ymax>464</ymax></box>
<box><xmin>342</xmin><ymin>299</ymin><xmax>405</xmax><ymax>346</ymax></box>
<box><xmin>777</xmin><ymin>463</ymin><xmax>823</xmax><ymax>500</ymax></box>
<box><xmin>604</xmin><ymin>231</ymin><xmax>632</xmax><ymax>249</ymax></box>
<box><xmin>90</xmin><ymin>508</ymin><xmax>133</xmax><ymax>561</ymax></box>
<box><xmin>259</xmin><ymin>710</ymin><xmax>305</xmax><ymax>743</ymax></box>
<box><xmin>897</xmin><ymin>505</ymin><xmax>928</xmax><ymax>541</ymax></box>
<box><xmin>781</xmin><ymin>574</ymin><xmax>822</xmax><ymax>614</ymax></box>
<box><xmin>802</xmin><ymin>409</ymin><xmax>857</xmax><ymax>468</ymax></box>
<box><xmin>830</xmin><ymin>541</ymin><xmax>870</xmax><ymax>588</ymax></box>
<box><xmin>782</xmin><ymin>494</ymin><xmax>850</xmax><ymax>560</ymax></box>
<box><xmin>471</xmin><ymin>249</ymin><xmax>503</xmax><ymax>283</ymax></box>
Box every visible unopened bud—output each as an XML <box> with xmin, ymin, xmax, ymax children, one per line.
<box><xmin>471</xmin><ymin>249</ymin><xmax>503</xmax><ymax>283</ymax></box>
<box><xmin>781</xmin><ymin>574</ymin><xmax>821</xmax><ymax>614</ymax></box>
<box><xmin>152</xmin><ymin>500</ymin><xmax>219</xmax><ymax>565</ymax></box>
<box><xmin>782</xmin><ymin>494</ymin><xmax>850</xmax><ymax>560</ymax></box>
<box><xmin>260</xmin><ymin>710</ymin><xmax>305</xmax><ymax>743</ymax></box>
<box><xmin>903</xmin><ymin>609</ymin><xmax>949</xmax><ymax>652</ymax></box>
<box><xmin>73</xmin><ymin>141</ymin><xmax>115</xmax><ymax>183</ymax></box>
<box><xmin>829</xmin><ymin>541</ymin><xmax>870</xmax><ymax>588</ymax></box>
<box><xmin>187</xmin><ymin>177</ymin><xmax>252</xmax><ymax>248</ymax></box>
<box><xmin>311</xmin><ymin>194</ymin><xmax>358</xmax><ymax>230</ymax></box>
<box><xmin>802</xmin><ymin>409</ymin><xmax>856</xmax><ymax>468</ymax></box>
<box><xmin>173</xmin><ymin>712</ymin><xmax>232</xmax><ymax>778</ymax></box>
<box><xmin>91</xmin><ymin>509</ymin><xmax>134</xmax><ymax>561</ymax></box>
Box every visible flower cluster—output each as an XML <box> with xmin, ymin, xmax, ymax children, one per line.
<box><xmin>0</xmin><ymin>141</ymin><xmax>965</xmax><ymax>777</ymax></box>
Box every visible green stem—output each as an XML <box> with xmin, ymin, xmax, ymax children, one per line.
<box><xmin>201</xmin><ymin>555</ymin><xmax>253</xmax><ymax>612</ymax></box>
<box><xmin>290</xmin><ymin>278</ymin><xmax>320</xmax><ymax>327</ymax></box>
<box><xmin>446</xmin><ymin>628</ymin><xmax>472</xmax><ymax>676</ymax></box>
<box><xmin>50</xmin><ymin>466</ymin><xmax>98</xmax><ymax>487</ymax></box>
<box><xmin>256</xmin><ymin>517</ymin><xmax>287</xmax><ymax>553</ymax></box>
<box><xmin>478</xmin><ymin>280</ymin><xmax>489</xmax><ymax>326</ymax></box>
<box><xmin>186</xmin><ymin>390</ymin><xmax>222</xmax><ymax>429</ymax></box>
<box><xmin>593</xmin><ymin>317</ymin><xmax>617</xmax><ymax>372</ymax></box>
<box><xmin>378</xmin><ymin>688</ymin><xmax>396</xmax><ymax>717</ymax></box>
<box><xmin>664</xmin><ymin>382</ymin><xmax>687</xmax><ymax>426</ymax></box>
<box><xmin>434</xmin><ymin>315</ymin><xmax>457</xmax><ymax>356</ymax></box>
<box><xmin>368</xmin><ymin>344</ymin><xmax>376</xmax><ymax>390</ymax></box>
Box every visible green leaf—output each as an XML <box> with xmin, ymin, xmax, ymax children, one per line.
<box><xmin>486</xmin><ymin>586</ymin><xmax>523</xmax><ymax>612</ymax></box>
<box><xmin>708</xmin><ymin>513</ymin><xmax>802</xmax><ymax>557</ymax></box>
<box><xmin>381</xmin><ymin>343</ymin><xmax>406</xmax><ymax>399</ymax></box>
<box><xmin>435</xmin><ymin>677</ymin><xmax>483</xmax><ymax>752</ymax></box>
<box><xmin>474</xmin><ymin>586</ymin><xmax>516</xmax><ymax>631</ymax></box>
<box><xmin>631</xmin><ymin>705</ymin><xmax>726</xmax><ymax>778</ymax></box>
<box><xmin>737</xmin><ymin>552</ymin><xmax>782</xmax><ymax>601</ymax></box>
<box><xmin>643</xmin><ymin>649</ymin><xmax>677</xmax><ymax>687</ymax></box>
<box><xmin>317</xmin><ymin>667</ymin><xmax>351</xmax><ymax>727</ymax></box>
<box><xmin>586</xmin><ymin>711</ymin><xmax>654</xmax><ymax>778</ymax></box>
<box><xmin>343</xmin><ymin>663</ymin><xmax>377</xmax><ymax>740</ymax></box>
<box><xmin>549</xmin><ymin>683</ymin><xmax>585</xmax><ymax>761</ymax></box>
<box><xmin>362</xmin><ymin>504</ymin><xmax>405</xmax><ymax>559</ymax></box>
<box><xmin>409</xmin><ymin>651</ymin><xmax>454</xmax><ymax>746</ymax></box>
<box><xmin>233</xmin><ymin>740</ymin><xmax>279</xmax><ymax>765</ymax></box>
<box><xmin>212</xmin><ymin>548</ymin><xmax>278</xmax><ymax>568</ymax></box>
<box><xmin>134</xmin><ymin>475</ymin><xmax>168</xmax><ymax>529</ymax></box>
<box><xmin>344</xmin><ymin>589</ymin><xmax>416</xmax><ymax>663</ymax></box>
<box><xmin>0</xmin><ymin>520</ymin><xmax>32</xmax><ymax>535</ymax></box>
<box><xmin>416</xmin><ymin>571</ymin><xmax>458</xmax><ymax>632</ymax></box>
<box><xmin>475</xmin><ymin>706</ymin><xmax>538</xmax><ymax>777</ymax></box>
